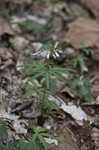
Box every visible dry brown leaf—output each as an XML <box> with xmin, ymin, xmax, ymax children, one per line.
<box><xmin>64</xmin><ymin>18</ymin><xmax>99</xmax><ymax>49</ymax></box>
<box><xmin>0</xmin><ymin>16</ymin><xmax>15</xmax><ymax>36</ymax></box>
<box><xmin>69</xmin><ymin>3</ymin><xmax>89</xmax><ymax>18</ymax></box>
<box><xmin>0</xmin><ymin>48</ymin><xmax>14</xmax><ymax>59</ymax></box>
<box><xmin>48</xmin><ymin>127</ymin><xmax>80</xmax><ymax>150</ymax></box>
<box><xmin>81</xmin><ymin>0</ymin><xmax>99</xmax><ymax>18</ymax></box>
<box><xmin>0</xmin><ymin>48</ymin><xmax>15</xmax><ymax>81</ymax></box>
<box><xmin>60</xmin><ymin>86</ymin><xmax>75</xmax><ymax>98</ymax></box>
<box><xmin>0</xmin><ymin>59</ymin><xmax>14</xmax><ymax>70</ymax></box>
<box><xmin>1</xmin><ymin>69</ymin><xmax>12</xmax><ymax>81</ymax></box>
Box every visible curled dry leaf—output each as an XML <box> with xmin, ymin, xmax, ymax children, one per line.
<box><xmin>11</xmin><ymin>100</ymin><xmax>33</xmax><ymax>113</ymax></box>
<box><xmin>0</xmin><ymin>59</ymin><xmax>14</xmax><ymax>70</ymax></box>
<box><xmin>59</xmin><ymin>86</ymin><xmax>75</xmax><ymax>99</ymax></box>
<box><xmin>1</xmin><ymin>69</ymin><xmax>12</xmax><ymax>81</ymax></box>
<box><xmin>0</xmin><ymin>16</ymin><xmax>15</xmax><ymax>36</ymax></box>
<box><xmin>0</xmin><ymin>48</ymin><xmax>15</xmax><ymax>81</ymax></box>
<box><xmin>81</xmin><ymin>0</ymin><xmax>99</xmax><ymax>18</ymax></box>
<box><xmin>64</xmin><ymin>17</ymin><xmax>99</xmax><ymax>49</ymax></box>
<box><xmin>0</xmin><ymin>107</ymin><xmax>28</xmax><ymax>135</ymax></box>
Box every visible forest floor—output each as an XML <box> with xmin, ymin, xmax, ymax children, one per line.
<box><xmin>0</xmin><ymin>0</ymin><xmax>99</xmax><ymax>150</ymax></box>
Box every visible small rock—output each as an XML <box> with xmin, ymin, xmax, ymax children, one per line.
<box><xmin>10</xmin><ymin>36</ymin><xmax>29</xmax><ymax>51</ymax></box>
<box><xmin>11</xmin><ymin>16</ymin><xmax>26</xmax><ymax>33</ymax></box>
<box><xmin>9</xmin><ymin>98</ymin><xmax>16</xmax><ymax>109</ymax></box>
<box><xmin>64</xmin><ymin>48</ymin><xmax>77</xmax><ymax>58</ymax></box>
<box><xmin>25</xmin><ymin>34</ymin><xmax>35</xmax><ymax>41</ymax></box>
<box><xmin>32</xmin><ymin>42</ymin><xmax>43</xmax><ymax>51</ymax></box>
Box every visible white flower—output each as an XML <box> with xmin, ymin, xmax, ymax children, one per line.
<box><xmin>58</xmin><ymin>50</ymin><xmax>63</xmax><ymax>54</ymax></box>
<box><xmin>32</xmin><ymin>51</ymin><xmax>41</xmax><ymax>56</ymax></box>
<box><xmin>55</xmin><ymin>52</ymin><xmax>60</xmax><ymax>57</ymax></box>
<box><xmin>32</xmin><ymin>53</ymin><xmax>37</xmax><ymax>56</ymax></box>
<box><xmin>54</xmin><ymin>41</ymin><xmax>59</xmax><ymax>48</ymax></box>
<box><xmin>46</xmin><ymin>52</ymin><xmax>50</xmax><ymax>59</ymax></box>
<box><xmin>53</xmin><ymin>54</ymin><xmax>56</xmax><ymax>59</ymax></box>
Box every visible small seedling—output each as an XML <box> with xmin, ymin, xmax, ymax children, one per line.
<box><xmin>0</xmin><ymin>120</ymin><xmax>16</xmax><ymax>150</ymax></box>
<box><xmin>2</xmin><ymin>8</ymin><xmax>11</xmax><ymax>21</ymax></box>
<box><xmin>16</xmin><ymin>21</ymin><xmax>47</xmax><ymax>33</ymax></box>
<box><xmin>65</xmin><ymin>7</ymin><xmax>77</xmax><ymax>20</ymax></box>
<box><xmin>32</xmin><ymin>127</ymin><xmax>57</xmax><ymax>150</ymax></box>
<box><xmin>81</xmin><ymin>43</ymin><xmax>99</xmax><ymax>60</ymax></box>
<box><xmin>0</xmin><ymin>120</ymin><xmax>8</xmax><ymax>140</ymax></box>
<box><xmin>19</xmin><ymin>141</ymin><xmax>40</xmax><ymax>150</ymax></box>
<box><xmin>70</xmin><ymin>77</ymin><xmax>91</xmax><ymax>103</ymax></box>
<box><xmin>68</xmin><ymin>54</ymin><xmax>88</xmax><ymax>73</ymax></box>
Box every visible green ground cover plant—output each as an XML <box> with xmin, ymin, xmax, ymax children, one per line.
<box><xmin>16</xmin><ymin>21</ymin><xmax>47</xmax><ymax>34</ymax></box>
<box><xmin>70</xmin><ymin>77</ymin><xmax>91</xmax><ymax>103</ymax></box>
<box><xmin>0</xmin><ymin>120</ymin><xmax>57</xmax><ymax>150</ymax></box>
<box><xmin>2</xmin><ymin>8</ymin><xmax>11</xmax><ymax>21</ymax></box>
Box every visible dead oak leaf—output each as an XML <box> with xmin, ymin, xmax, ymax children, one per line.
<box><xmin>81</xmin><ymin>0</ymin><xmax>99</xmax><ymax>18</ymax></box>
<box><xmin>0</xmin><ymin>48</ymin><xmax>15</xmax><ymax>81</ymax></box>
<box><xmin>0</xmin><ymin>48</ymin><xmax>14</xmax><ymax>59</ymax></box>
<box><xmin>60</xmin><ymin>86</ymin><xmax>75</xmax><ymax>98</ymax></box>
<box><xmin>1</xmin><ymin>69</ymin><xmax>12</xmax><ymax>81</ymax></box>
<box><xmin>64</xmin><ymin>18</ymin><xmax>99</xmax><ymax>49</ymax></box>
<box><xmin>48</xmin><ymin>127</ymin><xmax>80</xmax><ymax>150</ymax></box>
<box><xmin>0</xmin><ymin>16</ymin><xmax>15</xmax><ymax>36</ymax></box>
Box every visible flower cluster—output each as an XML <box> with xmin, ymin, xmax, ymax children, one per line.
<box><xmin>32</xmin><ymin>42</ymin><xmax>63</xmax><ymax>59</ymax></box>
<box><xmin>46</xmin><ymin>42</ymin><xmax>63</xmax><ymax>59</ymax></box>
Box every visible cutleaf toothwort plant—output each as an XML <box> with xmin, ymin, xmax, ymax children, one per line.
<box><xmin>21</xmin><ymin>42</ymin><xmax>75</xmax><ymax>116</ymax></box>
